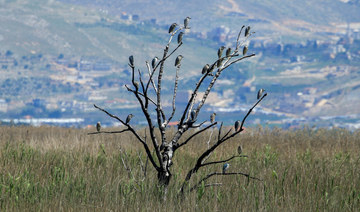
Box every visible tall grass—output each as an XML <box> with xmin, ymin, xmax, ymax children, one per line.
<box><xmin>0</xmin><ymin>126</ymin><xmax>359</xmax><ymax>211</ymax></box>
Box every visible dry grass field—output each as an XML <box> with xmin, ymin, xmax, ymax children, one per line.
<box><xmin>0</xmin><ymin>126</ymin><xmax>359</xmax><ymax>211</ymax></box>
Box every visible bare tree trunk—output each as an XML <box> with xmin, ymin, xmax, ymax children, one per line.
<box><xmin>157</xmin><ymin>170</ymin><xmax>171</xmax><ymax>186</ymax></box>
<box><xmin>90</xmin><ymin>19</ymin><xmax>264</xmax><ymax>198</ymax></box>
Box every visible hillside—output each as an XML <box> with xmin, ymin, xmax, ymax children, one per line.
<box><xmin>0</xmin><ymin>0</ymin><xmax>360</xmax><ymax>128</ymax></box>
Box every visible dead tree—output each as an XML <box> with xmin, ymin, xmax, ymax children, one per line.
<box><xmin>89</xmin><ymin>19</ymin><xmax>267</xmax><ymax>193</ymax></box>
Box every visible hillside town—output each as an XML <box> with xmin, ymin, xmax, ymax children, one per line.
<box><xmin>1</xmin><ymin>10</ymin><xmax>360</xmax><ymax>129</ymax></box>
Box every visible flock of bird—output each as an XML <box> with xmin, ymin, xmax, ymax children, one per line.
<box><xmin>95</xmin><ymin>19</ymin><xmax>265</xmax><ymax>175</ymax></box>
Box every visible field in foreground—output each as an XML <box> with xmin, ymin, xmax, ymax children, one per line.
<box><xmin>0</xmin><ymin>126</ymin><xmax>359</xmax><ymax>211</ymax></box>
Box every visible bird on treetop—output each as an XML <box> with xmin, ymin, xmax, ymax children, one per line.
<box><xmin>96</xmin><ymin>122</ymin><xmax>101</xmax><ymax>132</ymax></box>
<box><xmin>129</xmin><ymin>55</ymin><xmax>134</xmax><ymax>67</ymax></box>
<box><xmin>126</xmin><ymin>114</ymin><xmax>134</xmax><ymax>124</ymax></box>
<box><xmin>184</xmin><ymin>17</ymin><xmax>191</xmax><ymax>29</ymax></box>
<box><xmin>202</xmin><ymin>64</ymin><xmax>209</xmax><ymax>74</ymax></box>
<box><xmin>245</xmin><ymin>26</ymin><xmax>251</xmax><ymax>37</ymax></box>
<box><xmin>175</xmin><ymin>55</ymin><xmax>183</xmax><ymax>67</ymax></box>
<box><xmin>223</xmin><ymin>163</ymin><xmax>230</xmax><ymax>174</ymax></box>
<box><xmin>169</xmin><ymin>23</ymin><xmax>177</xmax><ymax>34</ymax></box>
<box><xmin>257</xmin><ymin>88</ymin><xmax>265</xmax><ymax>100</ymax></box>
<box><xmin>217</xmin><ymin>46</ymin><xmax>225</xmax><ymax>58</ymax></box>
<box><xmin>152</xmin><ymin>57</ymin><xmax>159</xmax><ymax>69</ymax></box>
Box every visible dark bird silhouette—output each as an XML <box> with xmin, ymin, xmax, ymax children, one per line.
<box><xmin>234</xmin><ymin>120</ymin><xmax>240</xmax><ymax>132</ymax></box>
<box><xmin>151</xmin><ymin>57</ymin><xmax>159</xmax><ymax>69</ymax></box>
<box><xmin>177</xmin><ymin>32</ymin><xmax>184</xmax><ymax>44</ymax></box>
<box><xmin>184</xmin><ymin>17</ymin><xmax>191</xmax><ymax>29</ymax></box>
<box><xmin>175</xmin><ymin>55</ymin><xmax>183</xmax><ymax>67</ymax></box>
<box><xmin>237</xmin><ymin>145</ymin><xmax>242</xmax><ymax>155</ymax></box>
<box><xmin>202</xmin><ymin>64</ymin><xmax>209</xmax><ymax>74</ymax></box>
<box><xmin>245</xmin><ymin>26</ymin><xmax>250</xmax><ymax>37</ymax></box>
<box><xmin>126</xmin><ymin>114</ymin><xmax>134</xmax><ymax>124</ymax></box>
<box><xmin>217</xmin><ymin>46</ymin><xmax>225</xmax><ymax>58</ymax></box>
<box><xmin>96</xmin><ymin>122</ymin><xmax>101</xmax><ymax>132</ymax></box>
<box><xmin>169</xmin><ymin>23</ymin><xmax>177</xmax><ymax>33</ymax></box>
<box><xmin>226</xmin><ymin>47</ymin><xmax>232</xmax><ymax>57</ymax></box>
<box><xmin>129</xmin><ymin>55</ymin><xmax>134</xmax><ymax>66</ymax></box>
<box><xmin>243</xmin><ymin>46</ymin><xmax>248</xmax><ymax>55</ymax></box>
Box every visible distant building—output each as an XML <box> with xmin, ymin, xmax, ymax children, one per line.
<box><xmin>132</xmin><ymin>14</ymin><xmax>140</xmax><ymax>21</ymax></box>
<box><xmin>93</xmin><ymin>62</ymin><xmax>111</xmax><ymax>71</ymax></box>
<box><xmin>79</xmin><ymin>60</ymin><xmax>92</xmax><ymax>71</ymax></box>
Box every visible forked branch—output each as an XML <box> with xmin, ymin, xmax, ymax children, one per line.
<box><xmin>92</xmin><ymin>104</ymin><xmax>160</xmax><ymax>171</ymax></box>
<box><xmin>180</xmin><ymin>92</ymin><xmax>267</xmax><ymax>193</ymax></box>
<box><xmin>189</xmin><ymin>172</ymin><xmax>262</xmax><ymax>192</ymax></box>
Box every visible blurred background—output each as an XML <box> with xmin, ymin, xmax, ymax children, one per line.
<box><xmin>0</xmin><ymin>0</ymin><xmax>360</xmax><ymax>129</ymax></box>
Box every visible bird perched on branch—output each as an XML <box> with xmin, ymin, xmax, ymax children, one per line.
<box><xmin>245</xmin><ymin>26</ymin><xmax>251</xmax><ymax>37</ymax></box>
<box><xmin>129</xmin><ymin>55</ymin><xmax>134</xmax><ymax>67</ymax></box>
<box><xmin>96</xmin><ymin>122</ymin><xmax>101</xmax><ymax>132</ymax></box>
<box><xmin>257</xmin><ymin>88</ymin><xmax>265</xmax><ymax>99</ymax></box>
<box><xmin>202</xmin><ymin>64</ymin><xmax>209</xmax><ymax>74</ymax></box>
<box><xmin>243</xmin><ymin>46</ymin><xmax>248</xmax><ymax>55</ymax></box>
<box><xmin>175</xmin><ymin>55</ymin><xmax>183</xmax><ymax>67</ymax></box>
<box><xmin>226</xmin><ymin>47</ymin><xmax>232</xmax><ymax>57</ymax></box>
<box><xmin>169</xmin><ymin>23</ymin><xmax>177</xmax><ymax>34</ymax></box>
<box><xmin>223</xmin><ymin>163</ymin><xmax>230</xmax><ymax>174</ymax></box>
<box><xmin>217</xmin><ymin>46</ymin><xmax>225</xmax><ymax>58</ymax></box>
<box><xmin>151</xmin><ymin>57</ymin><xmax>159</xmax><ymax>69</ymax></box>
<box><xmin>234</xmin><ymin>120</ymin><xmax>240</xmax><ymax>132</ymax></box>
<box><xmin>126</xmin><ymin>114</ymin><xmax>134</xmax><ymax>124</ymax></box>
<box><xmin>184</xmin><ymin>17</ymin><xmax>191</xmax><ymax>29</ymax></box>
<box><xmin>177</xmin><ymin>32</ymin><xmax>184</xmax><ymax>44</ymax></box>
<box><xmin>210</xmin><ymin>112</ymin><xmax>216</xmax><ymax>123</ymax></box>
<box><xmin>237</xmin><ymin>145</ymin><xmax>242</xmax><ymax>155</ymax></box>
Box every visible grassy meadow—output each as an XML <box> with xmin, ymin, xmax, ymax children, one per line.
<box><xmin>0</xmin><ymin>125</ymin><xmax>359</xmax><ymax>211</ymax></box>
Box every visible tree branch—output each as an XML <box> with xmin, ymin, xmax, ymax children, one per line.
<box><xmin>93</xmin><ymin>104</ymin><xmax>160</xmax><ymax>171</ymax></box>
<box><xmin>189</xmin><ymin>171</ymin><xmax>262</xmax><ymax>192</ymax></box>
<box><xmin>223</xmin><ymin>53</ymin><xmax>255</xmax><ymax>69</ymax></box>
<box><xmin>145</xmin><ymin>61</ymin><xmax>157</xmax><ymax>94</ymax></box>
<box><xmin>155</xmin><ymin>28</ymin><xmax>184</xmax><ymax>148</ymax></box>
<box><xmin>166</xmin><ymin>65</ymin><xmax>180</xmax><ymax>126</ymax></box>
<box><xmin>125</xmin><ymin>85</ymin><xmax>157</xmax><ymax>106</ymax></box>
<box><xmin>180</xmin><ymin>93</ymin><xmax>267</xmax><ymax>189</ymax></box>
<box><xmin>175</xmin><ymin>122</ymin><xmax>217</xmax><ymax>150</ymax></box>
<box><xmin>128</xmin><ymin>64</ymin><xmax>164</xmax><ymax>168</ymax></box>
<box><xmin>87</xmin><ymin>129</ymin><xmax>130</xmax><ymax>135</ymax></box>
<box><xmin>201</xmin><ymin>155</ymin><xmax>248</xmax><ymax>167</ymax></box>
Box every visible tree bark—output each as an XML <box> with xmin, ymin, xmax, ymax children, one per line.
<box><xmin>157</xmin><ymin>170</ymin><xmax>171</xmax><ymax>186</ymax></box>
